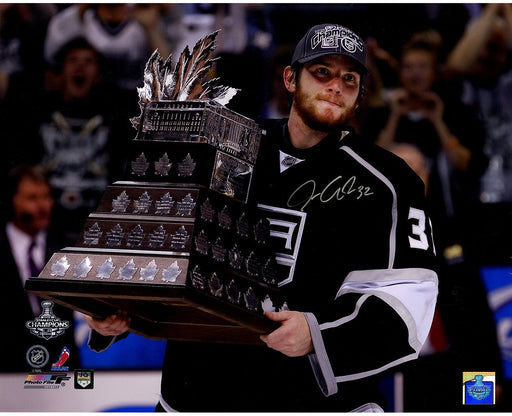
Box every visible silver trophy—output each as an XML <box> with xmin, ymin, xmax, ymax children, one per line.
<box><xmin>26</xmin><ymin>31</ymin><xmax>283</xmax><ymax>344</ymax></box>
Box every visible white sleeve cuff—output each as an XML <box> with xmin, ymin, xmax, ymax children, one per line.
<box><xmin>305</xmin><ymin>312</ymin><xmax>338</xmax><ymax>396</ymax></box>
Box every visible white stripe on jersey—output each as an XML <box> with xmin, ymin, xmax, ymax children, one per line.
<box><xmin>319</xmin><ymin>294</ymin><xmax>371</xmax><ymax>330</ymax></box>
<box><xmin>339</xmin><ymin>146</ymin><xmax>398</xmax><ymax>269</ymax></box>
<box><xmin>337</xmin><ymin>268</ymin><xmax>438</xmax><ymax>348</ymax></box>
<box><xmin>307</xmin><ymin>267</ymin><xmax>438</xmax><ymax>395</ymax></box>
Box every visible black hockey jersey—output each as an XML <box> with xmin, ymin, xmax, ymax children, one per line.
<box><xmin>91</xmin><ymin>119</ymin><xmax>438</xmax><ymax>411</ymax></box>
<box><xmin>155</xmin><ymin>119</ymin><xmax>438</xmax><ymax>411</ymax></box>
<box><xmin>252</xmin><ymin>119</ymin><xmax>438</xmax><ymax>396</ymax></box>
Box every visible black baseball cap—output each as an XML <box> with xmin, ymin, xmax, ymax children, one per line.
<box><xmin>291</xmin><ymin>23</ymin><xmax>368</xmax><ymax>74</ymax></box>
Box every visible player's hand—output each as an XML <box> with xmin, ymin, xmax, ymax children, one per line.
<box><xmin>83</xmin><ymin>310</ymin><xmax>131</xmax><ymax>337</ymax></box>
<box><xmin>260</xmin><ymin>311</ymin><xmax>313</xmax><ymax>357</ymax></box>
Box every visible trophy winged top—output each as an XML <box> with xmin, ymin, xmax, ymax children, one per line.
<box><xmin>131</xmin><ymin>30</ymin><xmax>239</xmax><ymax>130</ymax></box>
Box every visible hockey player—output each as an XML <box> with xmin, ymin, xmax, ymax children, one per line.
<box><xmin>85</xmin><ymin>23</ymin><xmax>438</xmax><ymax>412</ymax></box>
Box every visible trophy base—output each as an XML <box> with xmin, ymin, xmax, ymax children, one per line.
<box><xmin>25</xmin><ymin>278</ymin><xmax>278</xmax><ymax>345</ymax></box>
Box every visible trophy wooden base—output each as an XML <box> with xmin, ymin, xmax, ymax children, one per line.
<box><xmin>25</xmin><ymin>277</ymin><xmax>278</xmax><ymax>345</ymax></box>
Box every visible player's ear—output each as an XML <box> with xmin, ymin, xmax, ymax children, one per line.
<box><xmin>283</xmin><ymin>66</ymin><xmax>296</xmax><ymax>93</ymax></box>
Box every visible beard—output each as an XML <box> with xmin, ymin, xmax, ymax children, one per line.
<box><xmin>293</xmin><ymin>88</ymin><xmax>357</xmax><ymax>132</ymax></box>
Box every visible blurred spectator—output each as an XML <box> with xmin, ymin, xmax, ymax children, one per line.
<box><xmin>0</xmin><ymin>3</ymin><xmax>57</xmax><ymax>101</ymax></box>
<box><xmin>388</xmin><ymin>143</ymin><xmax>504</xmax><ymax>411</ymax></box>
<box><xmin>179</xmin><ymin>4</ymin><xmax>274</xmax><ymax>119</ymax></box>
<box><xmin>364</xmin><ymin>36</ymin><xmax>400</xmax><ymax>93</ymax></box>
<box><xmin>0</xmin><ymin>164</ymin><xmax>79</xmax><ymax>373</ymax></box>
<box><xmin>44</xmin><ymin>4</ymin><xmax>174</xmax><ymax>93</ymax></box>
<box><xmin>165</xmin><ymin>4</ymin><xmax>273</xmax><ymax>118</ymax></box>
<box><xmin>387</xmin><ymin>143</ymin><xmax>430</xmax><ymax>185</ymax></box>
<box><xmin>352</xmin><ymin>36</ymin><xmax>399</xmax><ymax>133</ymax></box>
<box><xmin>3</xmin><ymin>37</ymin><xmax>131</xmax><ymax>243</ymax></box>
<box><xmin>170</xmin><ymin>3</ymin><xmax>219</xmax><ymax>57</ymax></box>
<box><xmin>362</xmin><ymin>31</ymin><xmax>488</xmax><ymax>253</ymax></box>
<box><xmin>0</xmin><ymin>4</ymin><xmax>57</xmax><ymax>181</ymax></box>
<box><xmin>446</xmin><ymin>3</ymin><xmax>512</xmax><ymax>204</ymax></box>
<box><xmin>173</xmin><ymin>4</ymin><xmax>273</xmax><ymax>60</ymax></box>
<box><xmin>445</xmin><ymin>3</ymin><xmax>512</xmax><ymax>266</ymax></box>
<box><xmin>420</xmin><ymin>4</ymin><xmax>476</xmax><ymax>61</ymax></box>
<box><xmin>261</xmin><ymin>44</ymin><xmax>294</xmax><ymax>119</ymax></box>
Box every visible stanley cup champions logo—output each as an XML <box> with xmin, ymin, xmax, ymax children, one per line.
<box><xmin>311</xmin><ymin>25</ymin><xmax>364</xmax><ymax>54</ymax></box>
<box><xmin>25</xmin><ymin>300</ymin><xmax>70</xmax><ymax>340</ymax></box>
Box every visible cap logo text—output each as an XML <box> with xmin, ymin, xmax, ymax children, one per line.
<box><xmin>311</xmin><ymin>25</ymin><xmax>363</xmax><ymax>54</ymax></box>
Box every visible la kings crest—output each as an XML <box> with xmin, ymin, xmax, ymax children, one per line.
<box><xmin>257</xmin><ymin>204</ymin><xmax>306</xmax><ymax>287</ymax></box>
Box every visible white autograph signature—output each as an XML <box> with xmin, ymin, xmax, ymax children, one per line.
<box><xmin>287</xmin><ymin>176</ymin><xmax>374</xmax><ymax>211</ymax></box>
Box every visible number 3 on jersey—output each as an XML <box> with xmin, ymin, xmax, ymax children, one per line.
<box><xmin>408</xmin><ymin>207</ymin><xmax>435</xmax><ymax>254</ymax></box>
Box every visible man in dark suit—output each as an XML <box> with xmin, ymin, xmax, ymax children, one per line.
<box><xmin>0</xmin><ymin>164</ymin><xmax>79</xmax><ymax>372</ymax></box>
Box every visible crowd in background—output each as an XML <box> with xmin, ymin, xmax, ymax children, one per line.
<box><xmin>1</xmin><ymin>3</ymin><xmax>511</xmax><ymax>411</ymax></box>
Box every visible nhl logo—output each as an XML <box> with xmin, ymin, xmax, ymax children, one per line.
<box><xmin>26</xmin><ymin>345</ymin><xmax>49</xmax><ymax>369</ymax></box>
<box><xmin>74</xmin><ymin>369</ymin><xmax>94</xmax><ymax>389</ymax></box>
<box><xmin>279</xmin><ymin>151</ymin><xmax>304</xmax><ymax>173</ymax></box>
